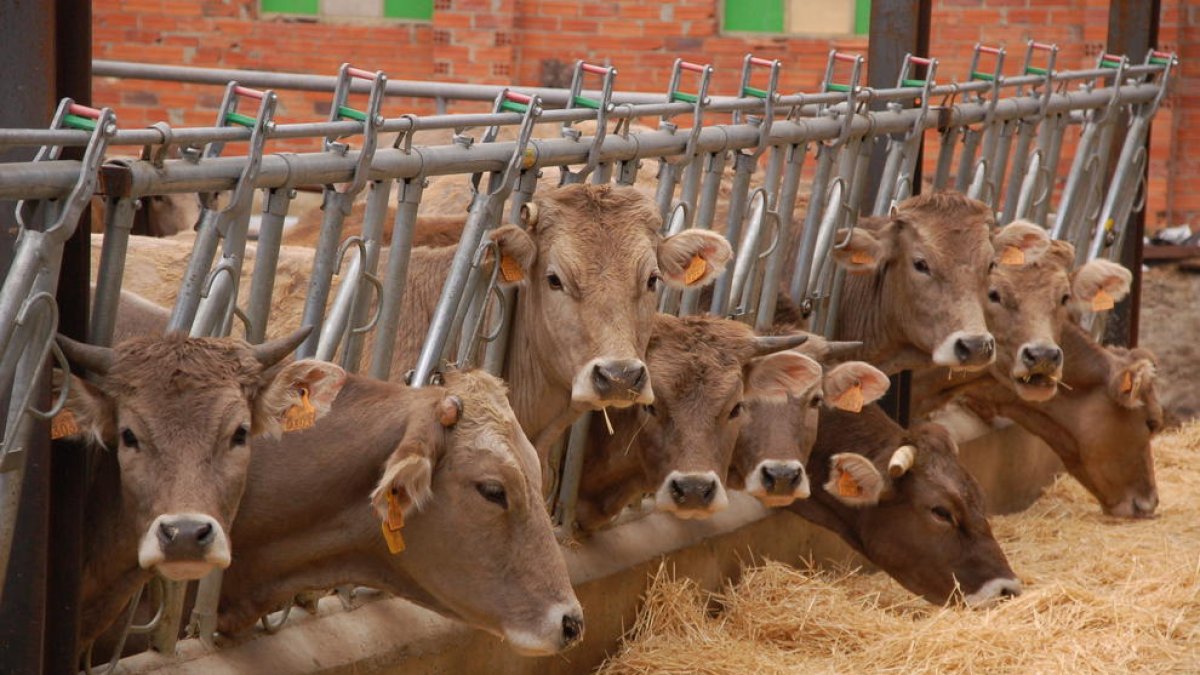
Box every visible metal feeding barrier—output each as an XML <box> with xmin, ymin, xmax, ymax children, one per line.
<box><xmin>0</xmin><ymin>44</ymin><xmax>1178</xmax><ymax>668</ymax></box>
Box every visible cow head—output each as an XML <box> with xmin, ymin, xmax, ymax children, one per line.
<box><xmin>56</xmin><ymin>329</ymin><xmax>344</xmax><ymax>582</ymax></box>
<box><xmin>489</xmin><ymin>184</ymin><xmax>731</xmax><ymax>412</ymax></box>
<box><xmin>370</xmin><ymin>370</ymin><xmax>582</xmax><ymax>655</ymax></box>
<box><xmin>804</xmin><ymin>410</ymin><xmax>1021</xmax><ymax>607</ymax></box>
<box><xmin>632</xmin><ymin>315</ymin><xmax>815</xmax><ymax>519</ymax></box>
<box><xmin>833</xmin><ymin>193</ymin><xmax>1047</xmax><ymax>371</ymax></box>
<box><xmin>985</xmin><ymin>236</ymin><xmax>1132</xmax><ymax>402</ymax></box>
<box><xmin>730</xmin><ymin>360</ymin><xmax>889</xmax><ymax>508</ymax></box>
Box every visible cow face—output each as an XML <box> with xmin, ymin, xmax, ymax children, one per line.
<box><xmin>631</xmin><ymin>316</ymin><xmax>814</xmax><ymax>519</ymax></box>
<box><xmin>730</xmin><ymin>361</ymin><xmax>889</xmax><ymax>508</ymax></box>
<box><xmin>833</xmin><ymin>194</ymin><xmax>1047</xmax><ymax>371</ymax></box>
<box><xmin>57</xmin><ymin>330</ymin><xmax>343</xmax><ymax>582</ymax></box>
<box><xmin>371</xmin><ymin>370</ymin><xmax>582</xmax><ymax>655</ymax></box>
<box><xmin>817</xmin><ymin>414</ymin><xmax>1021</xmax><ymax>607</ymax></box>
<box><xmin>490</xmin><ymin>184</ymin><xmax>731</xmax><ymax>413</ymax></box>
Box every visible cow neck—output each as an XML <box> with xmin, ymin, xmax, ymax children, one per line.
<box><xmin>1059</xmin><ymin>322</ymin><xmax>1115</xmax><ymax>389</ymax></box>
<box><xmin>506</xmin><ymin>297</ymin><xmax>577</xmax><ymax>456</ymax></box>
<box><xmin>579</xmin><ymin>409</ymin><xmax>647</xmax><ymax>507</ymax></box>
<box><xmin>79</xmin><ymin>447</ymin><xmax>153</xmax><ymax>646</ymax></box>
<box><xmin>834</xmin><ymin>262</ymin><xmax>913</xmax><ymax>375</ymax></box>
<box><xmin>965</xmin><ymin>385</ymin><xmax>1087</xmax><ymax>481</ymax></box>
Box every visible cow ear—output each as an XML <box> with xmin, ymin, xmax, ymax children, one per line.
<box><xmin>658</xmin><ymin>229</ymin><xmax>732</xmax><ymax>289</ymax></box>
<box><xmin>823</xmin><ymin>361</ymin><xmax>890</xmax><ymax>412</ymax></box>
<box><xmin>1110</xmin><ymin>357</ymin><xmax>1156</xmax><ymax>409</ymax></box>
<box><xmin>371</xmin><ymin>444</ymin><xmax>435</xmax><ymax>521</ymax></box>
<box><xmin>51</xmin><ymin>369</ymin><xmax>115</xmax><ymax>446</ymax></box>
<box><xmin>1072</xmin><ymin>259</ymin><xmax>1132</xmax><ymax>313</ymax></box>
<box><xmin>254</xmin><ymin>359</ymin><xmax>347</xmax><ymax>438</ymax></box>
<box><xmin>825</xmin><ymin>453</ymin><xmax>885</xmax><ymax>507</ymax></box>
<box><xmin>830</xmin><ymin>228</ymin><xmax>885</xmax><ymax>272</ymax></box>
<box><xmin>992</xmin><ymin>220</ymin><xmax>1050</xmax><ymax>266</ymax></box>
<box><xmin>489</xmin><ymin>224</ymin><xmax>537</xmax><ymax>287</ymax></box>
<box><xmin>745</xmin><ymin>352</ymin><xmax>823</xmax><ymax>403</ymax></box>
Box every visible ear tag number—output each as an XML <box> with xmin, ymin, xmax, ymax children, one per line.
<box><xmin>381</xmin><ymin>490</ymin><xmax>406</xmax><ymax>554</ymax></box>
<box><xmin>836</xmin><ymin>465</ymin><xmax>862</xmax><ymax>498</ymax></box>
<box><xmin>50</xmin><ymin>410</ymin><xmax>79</xmax><ymax>440</ymax></box>
<box><xmin>499</xmin><ymin>254</ymin><xmax>525</xmax><ymax>283</ymax></box>
<box><xmin>999</xmin><ymin>245</ymin><xmax>1025</xmax><ymax>266</ymax></box>
<box><xmin>833</xmin><ymin>384</ymin><xmax>865</xmax><ymax>413</ymax></box>
<box><xmin>1092</xmin><ymin>289</ymin><xmax>1115</xmax><ymax>312</ymax></box>
<box><xmin>683</xmin><ymin>255</ymin><xmax>707</xmax><ymax>286</ymax></box>
<box><xmin>283</xmin><ymin>387</ymin><xmax>316</xmax><ymax>432</ymax></box>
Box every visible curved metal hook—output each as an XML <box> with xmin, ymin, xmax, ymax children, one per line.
<box><xmin>350</xmin><ymin>271</ymin><xmax>385</xmax><ymax>335</ymax></box>
<box><xmin>260</xmin><ymin>599</ymin><xmax>295</xmax><ymax>634</ymax></box>
<box><xmin>334</xmin><ymin>235</ymin><xmax>367</xmax><ymax>276</ymax></box>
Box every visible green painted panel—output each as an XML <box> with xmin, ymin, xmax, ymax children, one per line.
<box><xmin>724</xmin><ymin>0</ymin><xmax>784</xmax><ymax>34</ymax></box>
<box><xmin>261</xmin><ymin>0</ymin><xmax>318</xmax><ymax>14</ymax></box>
<box><xmin>854</xmin><ymin>0</ymin><xmax>871</xmax><ymax>35</ymax></box>
<box><xmin>384</xmin><ymin>0</ymin><xmax>434</xmax><ymax>20</ymax></box>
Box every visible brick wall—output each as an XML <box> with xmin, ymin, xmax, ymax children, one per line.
<box><xmin>91</xmin><ymin>0</ymin><xmax>1195</xmax><ymax>229</ymax></box>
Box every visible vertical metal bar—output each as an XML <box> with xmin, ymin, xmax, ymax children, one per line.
<box><xmin>552</xmin><ymin>412</ymin><xmax>592</xmax><ymax>532</ymax></box>
<box><xmin>167</xmin><ymin>209</ymin><xmax>223</xmax><ymax>332</ymax></box>
<box><xmin>368</xmin><ymin>177</ymin><xmax>423</xmax><ymax>381</ymax></box>
<box><xmin>678</xmin><ymin>151</ymin><xmax>728</xmax><ymax>315</ymax></box>
<box><xmin>294</xmin><ymin>190</ymin><xmax>352</xmax><ymax>358</ymax></box>
<box><xmin>1032</xmin><ymin>113</ymin><xmax>1069</xmax><ymax>226</ymax></box>
<box><xmin>245</xmin><ymin>187</ymin><xmax>295</xmax><ymax>344</ymax></box>
<box><xmin>89</xmin><ymin>196</ymin><xmax>137</xmax><ymax>346</ymax></box>
<box><xmin>341</xmin><ymin>179</ymin><xmax>393</xmax><ymax>372</ymax></box>
<box><xmin>755</xmin><ymin>142</ymin><xmax>807</xmax><ymax>329</ymax></box>
<box><xmin>708</xmin><ymin>152</ymin><xmax>755</xmax><ymax>315</ymax></box>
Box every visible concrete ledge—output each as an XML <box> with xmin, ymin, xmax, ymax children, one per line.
<box><xmin>119</xmin><ymin>420</ymin><xmax>1062</xmax><ymax>674</ymax></box>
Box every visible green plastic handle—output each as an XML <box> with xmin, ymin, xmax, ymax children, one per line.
<box><xmin>225</xmin><ymin>111</ymin><xmax>257</xmax><ymax>128</ymax></box>
<box><xmin>971</xmin><ymin>71</ymin><xmax>996</xmax><ymax>82</ymax></box>
<box><xmin>825</xmin><ymin>82</ymin><xmax>851</xmax><ymax>93</ymax></box>
<box><xmin>499</xmin><ymin>100</ymin><xmax>528</xmax><ymax>113</ymax></box>
<box><xmin>337</xmin><ymin>105</ymin><xmax>368</xmax><ymax>122</ymax></box>
<box><xmin>671</xmin><ymin>91</ymin><xmax>699</xmax><ymax>104</ymax></box>
<box><xmin>902</xmin><ymin>78</ymin><xmax>927</xmax><ymax>88</ymax></box>
<box><xmin>572</xmin><ymin>95</ymin><xmax>601</xmax><ymax>110</ymax></box>
<box><xmin>742</xmin><ymin>85</ymin><xmax>768</xmax><ymax>99</ymax></box>
<box><xmin>63</xmin><ymin>114</ymin><xmax>96</xmax><ymax>131</ymax></box>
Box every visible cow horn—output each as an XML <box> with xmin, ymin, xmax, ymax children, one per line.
<box><xmin>57</xmin><ymin>334</ymin><xmax>114</xmax><ymax>376</ymax></box>
<box><xmin>520</xmin><ymin>202</ymin><xmax>538</xmax><ymax>227</ymax></box>
<box><xmin>888</xmin><ymin>444</ymin><xmax>917</xmax><ymax>478</ymax></box>
<box><xmin>752</xmin><ymin>333</ymin><xmax>809</xmax><ymax>357</ymax></box>
<box><xmin>251</xmin><ymin>326</ymin><xmax>312</xmax><ymax>368</ymax></box>
<box><xmin>824</xmin><ymin>340</ymin><xmax>864</xmax><ymax>359</ymax></box>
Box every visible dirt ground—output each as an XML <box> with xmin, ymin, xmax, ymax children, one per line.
<box><xmin>1137</xmin><ymin>264</ymin><xmax>1200</xmax><ymax>425</ymax></box>
<box><xmin>599</xmin><ymin>421</ymin><xmax>1200</xmax><ymax>674</ymax></box>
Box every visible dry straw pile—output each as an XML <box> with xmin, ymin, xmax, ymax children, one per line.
<box><xmin>600</xmin><ymin>422</ymin><xmax>1200</xmax><ymax>674</ymax></box>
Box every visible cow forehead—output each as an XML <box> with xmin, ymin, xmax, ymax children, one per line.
<box><xmin>903</xmin><ymin>224</ymin><xmax>993</xmax><ymax>271</ymax></box>
<box><xmin>120</xmin><ymin>387</ymin><xmax>248</xmax><ymax>440</ymax></box>
<box><xmin>441</xmin><ymin>370</ymin><xmax>540</xmax><ymax>483</ymax></box>
<box><xmin>105</xmin><ymin>334</ymin><xmax>261</xmax><ymax>395</ymax></box>
<box><xmin>533</xmin><ymin>184</ymin><xmax>660</xmax><ymax>260</ymax></box>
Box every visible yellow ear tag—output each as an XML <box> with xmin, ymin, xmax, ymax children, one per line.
<box><xmin>1120</xmin><ymin>370</ymin><xmax>1134</xmax><ymax>395</ymax></box>
<box><xmin>1092</xmin><ymin>288</ymin><xmax>1115</xmax><ymax>312</ymax></box>
<box><xmin>50</xmin><ymin>410</ymin><xmax>79</xmax><ymax>440</ymax></box>
<box><xmin>683</xmin><ymin>255</ymin><xmax>708</xmax><ymax>286</ymax></box>
<box><xmin>999</xmin><ymin>245</ymin><xmax>1025</xmax><ymax>266</ymax></box>
<box><xmin>381</xmin><ymin>491</ymin><xmax>406</xmax><ymax>554</ymax></box>
<box><xmin>850</xmin><ymin>249</ymin><xmax>873</xmax><ymax>266</ymax></box>
<box><xmin>499</xmin><ymin>254</ymin><xmax>525</xmax><ymax>283</ymax></box>
<box><xmin>833</xmin><ymin>383</ymin><xmax>865</xmax><ymax>413</ymax></box>
<box><xmin>836</xmin><ymin>465</ymin><xmax>862</xmax><ymax>498</ymax></box>
<box><xmin>282</xmin><ymin>387</ymin><xmax>316</xmax><ymax>433</ymax></box>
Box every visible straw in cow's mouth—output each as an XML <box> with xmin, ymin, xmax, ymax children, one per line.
<box><xmin>1017</xmin><ymin>374</ymin><xmax>1058</xmax><ymax>389</ymax></box>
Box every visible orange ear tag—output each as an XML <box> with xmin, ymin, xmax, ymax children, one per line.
<box><xmin>1120</xmin><ymin>370</ymin><xmax>1134</xmax><ymax>395</ymax></box>
<box><xmin>50</xmin><ymin>410</ymin><xmax>79</xmax><ymax>440</ymax></box>
<box><xmin>1091</xmin><ymin>289</ymin><xmax>1115</xmax><ymax>312</ymax></box>
<box><xmin>832</xmin><ymin>383</ymin><xmax>865</xmax><ymax>413</ymax></box>
<box><xmin>499</xmin><ymin>254</ymin><xmax>525</xmax><ymax>283</ymax></box>
<box><xmin>836</xmin><ymin>466</ymin><xmax>862</xmax><ymax>498</ymax></box>
<box><xmin>998</xmin><ymin>245</ymin><xmax>1025</xmax><ymax>266</ymax></box>
<box><xmin>282</xmin><ymin>387</ymin><xmax>316</xmax><ymax>432</ymax></box>
<box><xmin>849</xmin><ymin>250</ymin><xmax>873</xmax><ymax>266</ymax></box>
<box><xmin>683</xmin><ymin>255</ymin><xmax>708</xmax><ymax>286</ymax></box>
<box><xmin>381</xmin><ymin>491</ymin><xmax>406</xmax><ymax>554</ymax></box>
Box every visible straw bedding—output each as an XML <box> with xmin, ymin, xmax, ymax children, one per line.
<box><xmin>599</xmin><ymin>421</ymin><xmax>1200</xmax><ymax>674</ymax></box>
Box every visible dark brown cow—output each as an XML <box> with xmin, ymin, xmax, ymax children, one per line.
<box><xmin>790</xmin><ymin>405</ymin><xmax>1022</xmax><ymax>607</ymax></box>
<box><xmin>55</xmin><ymin>329</ymin><xmax>345</xmax><ymax>648</ymax></box>
<box><xmin>574</xmin><ymin>314</ymin><xmax>816</xmax><ymax>531</ymax></box>
<box><xmin>219</xmin><ymin>368</ymin><xmax>583</xmax><ymax>655</ymax></box>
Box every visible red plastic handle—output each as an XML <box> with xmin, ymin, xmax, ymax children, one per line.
<box><xmin>1030</xmin><ymin>42</ymin><xmax>1057</xmax><ymax>51</ymax></box>
<box><xmin>977</xmin><ymin>45</ymin><xmax>1004</xmax><ymax>55</ymax></box>
<box><xmin>346</xmin><ymin>66</ymin><xmax>377</xmax><ymax>80</ymax></box>
<box><xmin>907</xmin><ymin>56</ymin><xmax>934</xmax><ymax>66</ymax></box>
<box><xmin>233</xmin><ymin>85</ymin><xmax>265</xmax><ymax>100</ymax></box>
<box><xmin>1151</xmin><ymin>49</ymin><xmax>1173</xmax><ymax>58</ymax></box>
<box><xmin>679</xmin><ymin>60</ymin><xmax>708</xmax><ymax>73</ymax></box>
<box><xmin>68</xmin><ymin>103</ymin><xmax>103</xmax><ymax>119</ymax></box>
<box><xmin>1101</xmin><ymin>53</ymin><xmax>1124</xmax><ymax>63</ymax></box>
<box><xmin>748</xmin><ymin>56</ymin><xmax>776</xmax><ymax>67</ymax></box>
<box><xmin>832</xmin><ymin>52</ymin><xmax>860</xmax><ymax>63</ymax></box>
<box><xmin>505</xmin><ymin>91</ymin><xmax>533</xmax><ymax>103</ymax></box>
<box><xmin>580</xmin><ymin>62</ymin><xmax>610</xmax><ymax>75</ymax></box>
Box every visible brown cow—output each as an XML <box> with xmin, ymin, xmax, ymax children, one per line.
<box><xmin>573</xmin><ymin>314</ymin><xmax>817</xmax><ymax>531</ymax></box>
<box><xmin>828</xmin><ymin>193</ymin><xmax>1049</xmax><ymax>374</ymax></box>
<box><xmin>218</xmin><ymin>368</ymin><xmax>583</xmax><ymax>655</ymax></box>
<box><xmin>728</xmin><ymin>359</ymin><xmax>891</xmax><ymax>507</ymax></box>
<box><xmin>791</xmin><ymin>404</ymin><xmax>1022</xmax><ymax>607</ymax></box>
<box><xmin>55</xmin><ymin>329</ymin><xmax>345</xmax><ymax>648</ymax></box>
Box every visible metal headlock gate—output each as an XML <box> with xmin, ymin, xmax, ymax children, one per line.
<box><xmin>0</xmin><ymin>44</ymin><xmax>1176</xmax><ymax>668</ymax></box>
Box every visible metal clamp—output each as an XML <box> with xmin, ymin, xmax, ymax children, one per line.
<box><xmin>818</xmin><ymin>51</ymin><xmax>866</xmax><ymax>149</ymax></box>
<box><xmin>735</xmin><ymin>55</ymin><xmax>782</xmax><ymax>158</ymax></box>
<box><xmin>560</xmin><ymin>61</ymin><xmax>616</xmax><ymax>183</ymax></box>
<box><xmin>325</xmin><ymin>64</ymin><xmax>388</xmax><ymax>195</ymax></box>
<box><xmin>661</xmin><ymin>58</ymin><xmax>713</xmax><ymax>164</ymax></box>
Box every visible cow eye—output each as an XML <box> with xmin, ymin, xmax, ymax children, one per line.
<box><xmin>988</xmin><ymin>289</ymin><xmax>1001</xmax><ymax>303</ymax></box>
<box><xmin>647</xmin><ymin>272</ymin><xmax>661</xmax><ymax>291</ymax></box>
<box><xmin>1061</xmin><ymin>293</ymin><xmax>1071</xmax><ymax>306</ymax></box>
<box><xmin>476</xmin><ymin>481</ymin><xmax>508</xmax><ymax>509</ymax></box>
<box><xmin>809</xmin><ymin>394</ymin><xmax>823</xmax><ymax>408</ymax></box>
<box><xmin>231</xmin><ymin>426</ymin><xmax>249</xmax><ymax>446</ymax></box>
<box><xmin>643</xmin><ymin>404</ymin><xmax>657</xmax><ymax>417</ymax></box>
<box><xmin>728</xmin><ymin>402</ymin><xmax>745</xmax><ymax>419</ymax></box>
<box><xmin>931</xmin><ymin>505</ymin><xmax>955</xmax><ymax>526</ymax></box>
<box><xmin>120</xmin><ymin>428</ymin><xmax>139</xmax><ymax>450</ymax></box>
<box><xmin>913</xmin><ymin>259</ymin><xmax>931</xmax><ymax>275</ymax></box>
<box><xmin>546</xmin><ymin>273</ymin><xmax>563</xmax><ymax>291</ymax></box>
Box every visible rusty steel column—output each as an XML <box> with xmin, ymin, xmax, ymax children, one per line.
<box><xmin>1104</xmin><ymin>0</ymin><xmax>1160</xmax><ymax>348</ymax></box>
<box><xmin>867</xmin><ymin>0</ymin><xmax>930</xmax><ymax>428</ymax></box>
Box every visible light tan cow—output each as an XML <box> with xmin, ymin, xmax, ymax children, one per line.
<box><xmin>55</xmin><ymin>329</ymin><xmax>345</xmax><ymax>650</ymax></box>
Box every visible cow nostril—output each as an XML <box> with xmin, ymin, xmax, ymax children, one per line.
<box><xmin>984</xmin><ymin>337</ymin><xmax>995</xmax><ymax>355</ymax></box>
<box><xmin>158</xmin><ymin>522</ymin><xmax>178</xmax><ymax>543</ymax></box>
<box><xmin>954</xmin><ymin>338</ymin><xmax>971</xmax><ymax>362</ymax></box>
<box><xmin>1021</xmin><ymin>347</ymin><xmax>1037</xmax><ymax>367</ymax></box>
<box><xmin>999</xmin><ymin>585</ymin><xmax>1021</xmax><ymax>599</ymax></box>
<box><xmin>760</xmin><ymin>466</ymin><xmax>775</xmax><ymax>490</ymax></box>
<box><xmin>630</xmin><ymin>364</ymin><xmax>647</xmax><ymax>390</ymax></box>
<box><xmin>670</xmin><ymin>479</ymin><xmax>686</xmax><ymax>504</ymax></box>
<box><xmin>195</xmin><ymin>522</ymin><xmax>214</xmax><ymax>546</ymax></box>
<box><xmin>1049</xmin><ymin>348</ymin><xmax>1063</xmax><ymax>365</ymax></box>
<box><xmin>562</xmin><ymin>613</ymin><xmax>583</xmax><ymax>644</ymax></box>
<box><xmin>701</xmin><ymin>480</ymin><xmax>716</xmax><ymax>504</ymax></box>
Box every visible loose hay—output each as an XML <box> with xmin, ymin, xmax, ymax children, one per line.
<box><xmin>599</xmin><ymin>422</ymin><xmax>1200</xmax><ymax>674</ymax></box>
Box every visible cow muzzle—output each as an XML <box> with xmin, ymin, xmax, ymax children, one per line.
<box><xmin>572</xmin><ymin>357</ymin><xmax>653</xmax><ymax>409</ymax></box>
<box><xmin>964</xmin><ymin>577</ymin><xmax>1023</xmax><ymax>608</ymax></box>
<box><xmin>745</xmin><ymin>460</ymin><xmax>810</xmax><ymax>507</ymax></box>
<box><xmin>1105</xmin><ymin>489</ymin><xmax>1159</xmax><ymax>519</ymax></box>
<box><xmin>656</xmin><ymin>471</ymin><xmax>729</xmax><ymax>518</ymax></box>
<box><xmin>1011</xmin><ymin>342</ymin><xmax>1064</xmax><ymax>401</ymax></box>
<box><xmin>502</xmin><ymin>602</ymin><xmax>585</xmax><ymax>655</ymax></box>
<box><xmin>933</xmin><ymin>331</ymin><xmax>995</xmax><ymax>370</ymax></box>
<box><xmin>138</xmin><ymin>513</ymin><xmax>231</xmax><ymax>581</ymax></box>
